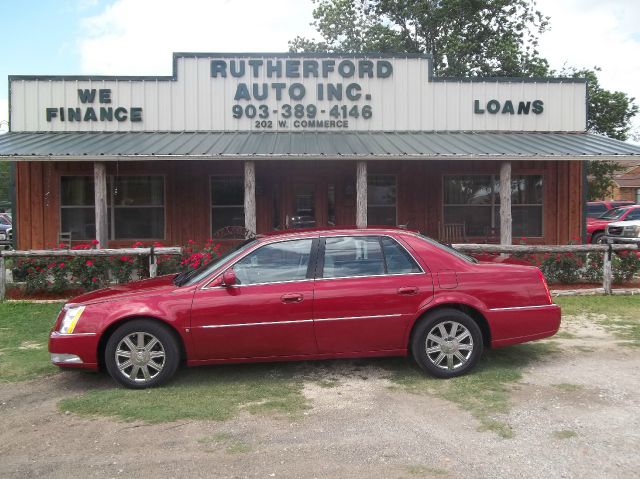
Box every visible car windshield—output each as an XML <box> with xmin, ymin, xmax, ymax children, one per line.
<box><xmin>174</xmin><ymin>239</ymin><xmax>257</xmax><ymax>286</ymax></box>
<box><xmin>417</xmin><ymin>234</ymin><xmax>478</xmax><ymax>263</ymax></box>
<box><xmin>598</xmin><ymin>207</ymin><xmax>628</xmax><ymax>220</ymax></box>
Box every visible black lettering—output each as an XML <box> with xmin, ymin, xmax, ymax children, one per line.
<box><xmin>327</xmin><ymin>83</ymin><xmax>342</xmax><ymax>101</ymax></box>
<box><xmin>474</xmin><ymin>100</ymin><xmax>485</xmax><ymax>114</ymax></box>
<box><xmin>253</xmin><ymin>83</ymin><xmax>268</xmax><ymax>100</ymax></box>
<box><xmin>502</xmin><ymin>100</ymin><xmax>514</xmax><ymax>114</ymax></box>
<box><xmin>517</xmin><ymin>101</ymin><xmax>531</xmax><ymax>114</ymax></box>
<box><xmin>230</xmin><ymin>60</ymin><xmax>245</xmax><ymax>77</ymax></box>
<box><xmin>114</xmin><ymin>107</ymin><xmax>128</xmax><ymax>121</ymax></box>
<box><xmin>377</xmin><ymin>60</ymin><xmax>393</xmax><ymax>78</ymax></box>
<box><xmin>45</xmin><ymin>108</ymin><xmax>58</xmax><ymax>121</ymax></box>
<box><xmin>317</xmin><ymin>83</ymin><xmax>324</xmax><ymax>101</ymax></box>
<box><xmin>322</xmin><ymin>60</ymin><xmax>335</xmax><ymax>78</ymax></box>
<box><xmin>338</xmin><ymin>60</ymin><xmax>355</xmax><ymax>77</ymax></box>
<box><xmin>346</xmin><ymin>83</ymin><xmax>361</xmax><ymax>101</ymax></box>
<box><xmin>248</xmin><ymin>59</ymin><xmax>263</xmax><ymax>77</ymax></box>
<box><xmin>78</xmin><ymin>89</ymin><xmax>96</xmax><ymax>103</ymax></box>
<box><xmin>266</xmin><ymin>60</ymin><xmax>282</xmax><ymax>77</ymax></box>
<box><xmin>83</xmin><ymin>107</ymin><xmax>97</xmax><ymax>121</ymax></box>
<box><xmin>99</xmin><ymin>89</ymin><xmax>111</xmax><ymax>103</ymax></box>
<box><xmin>359</xmin><ymin>60</ymin><xmax>374</xmax><ymax>78</ymax></box>
<box><xmin>487</xmin><ymin>100</ymin><xmax>501</xmax><ymax>114</ymax></box>
<box><xmin>532</xmin><ymin>100</ymin><xmax>544</xmax><ymax>114</ymax></box>
<box><xmin>130</xmin><ymin>107</ymin><xmax>143</xmax><ymax>122</ymax></box>
<box><xmin>303</xmin><ymin>60</ymin><xmax>318</xmax><ymax>78</ymax></box>
<box><xmin>68</xmin><ymin>108</ymin><xmax>82</xmax><ymax>121</ymax></box>
<box><xmin>286</xmin><ymin>60</ymin><xmax>300</xmax><ymax>78</ymax></box>
<box><xmin>211</xmin><ymin>60</ymin><xmax>227</xmax><ymax>78</ymax></box>
<box><xmin>234</xmin><ymin>83</ymin><xmax>251</xmax><ymax>101</ymax></box>
<box><xmin>278</xmin><ymin>120</ymin><xmax>287</xmax><ymax>127</ymax></box>
<box><xmin>272</xmin><ymin>83</ymin><xmax>286</xmax><ymax>101</ymax></box>
<box><xmin>289</xmin><ymin>83</ymin><xmax>305</xmax><ymax>101</ymax></box>
<box><xmin>100</xmin><ymin>107</ymin><xmax>113</xmax><ymax>121</ymax></box>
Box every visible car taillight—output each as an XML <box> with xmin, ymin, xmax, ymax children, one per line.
<box><xmin>537</xmin><ymin>269</ymin><xmax>553</xmax><ymax>304</ymax></box>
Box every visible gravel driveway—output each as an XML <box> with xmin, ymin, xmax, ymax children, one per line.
<box><xmin>1</xmin><ymin>312</ymin><xmax>638</xmax><ymax>479</ymax></box>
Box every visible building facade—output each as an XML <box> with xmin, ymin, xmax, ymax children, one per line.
<box><xmin>2</xmin><ymin>53</ymin><xmax>640</xmax><ymax>249</ymax></box>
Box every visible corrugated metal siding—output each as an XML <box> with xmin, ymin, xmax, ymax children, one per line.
<box><xmin>1</xmin><ymin>131</ymin><xmax>640</xmax><ymax>159</ymax></box>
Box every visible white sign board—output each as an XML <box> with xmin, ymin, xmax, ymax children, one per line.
<box><xmin>9</xmin><ymin>54</ymin><xmax>587</xmax><ymax>132</ymax></box>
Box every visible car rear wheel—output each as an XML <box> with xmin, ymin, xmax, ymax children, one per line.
<box><xmin>411</xmin><ymin>309</ymin><xmax>483</xmax><ymax>378</ymax></box>
<box><xmin>105</xmin><ymin>320</ymin><xmax>179</xmax><ymax>389</ymax></box>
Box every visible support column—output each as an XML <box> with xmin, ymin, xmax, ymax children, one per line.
<box><xmin>356</xmin><ymin>161</ymin><xmax>367</xmax><ymax>229</ymax></box>
<box><xmin>499</xmin><ymin>161</ymin><xmax>512</xmax><ymax>245</ymax></box>
<box><xmin>244</xmin><ymin>161</ymin><xmax>256</xmax><ymax>236</ymax></box>
<box><xmin>93</xmin><ymin>162</ymin><xmax>108</xmax><ymax>248</ymax></box>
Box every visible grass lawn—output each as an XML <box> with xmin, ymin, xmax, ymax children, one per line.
<box><xmin>0</xmin><ymin>302</ymin><xmax>61</xmax><ymax>382</ymax></box>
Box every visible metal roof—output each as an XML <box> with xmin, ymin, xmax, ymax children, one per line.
<box><xmin>1</xmin><ymin>131</ymin><xmax>639</xmax><ymax>161</ymax></box>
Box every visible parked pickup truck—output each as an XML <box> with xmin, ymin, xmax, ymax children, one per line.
<box><xmin>605</xmin><ymin>219</ymin><xmax>640</xmax><ymax>244</ymax></box>
<box><xmin>587</xmin><ymin>205</ymin><xmax>640</xmax><ymax>244</ymax></box>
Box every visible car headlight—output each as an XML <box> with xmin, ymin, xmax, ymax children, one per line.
<box><xmin>622</xmin><ymin>225</ymin><xmax>640</xmax><ymax>237</ymax></box>
<box><xmin>59</xmin><ymin>305</ymin><xmax>86</xmax><ymax>334</ymax></box>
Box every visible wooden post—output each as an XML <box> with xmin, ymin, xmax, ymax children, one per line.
<box><xmin>149</xmin><ymin>246</ymin><xmax>158</xmax><ymax>278</ymax></box>
<box><xmin>602</xmin><ymin>243</ymin><xmax>612</xmax><ymax>295</ymax></box>
<box><xmin>94</xmin><ymin>162</ymin><xmax>108</xmax><ymax>248</ymax></box>
<box><xmin>356</xmin><ymin>161</ymin><xmax>367</xmax><ymax>229</ymax></box>
<box><xmin>499</xmin><ymin>161</ymin><xmax>512</xmax><ymax>246</ymax></box>
<box><xmin>244</xmin><ymin>161</ymin><xmax>256</xmax><ymax>237</ymax></box>
<box><xmin>0</xmin><ymin>254</ymin><xmax>5</xmax><ymax>301</ymax></box>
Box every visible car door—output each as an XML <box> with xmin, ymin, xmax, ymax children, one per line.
<box><xmin>312</xmin><ymin>235</ymin><xmax>433</xmax><ymax>354</ymax></box>
<box><xmin>190</xmin><ymin>237</ymin><xmax>318</xmax><ymax>360</ymax></box>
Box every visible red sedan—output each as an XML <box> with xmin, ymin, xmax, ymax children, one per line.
<box><xmin>49</xmin><ymin>228</ymin><xmax>560</xmax><ymax>388</ymax></box>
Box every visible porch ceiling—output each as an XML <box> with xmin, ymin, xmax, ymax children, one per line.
<box><xmin>1</xmin><ymin>131</ymin><xmax>640</xmax><ymax>161</ymax></box>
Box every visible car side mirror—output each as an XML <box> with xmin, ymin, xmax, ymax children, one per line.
<box><xmin>221</xmin><ymin>269</ymin><xmax>237</xmax><ymax>287</ymax></box>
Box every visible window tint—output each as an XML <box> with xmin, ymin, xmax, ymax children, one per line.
<box><xmin>587</xmin><ymin>204</ymin><xmax>607</xmax><ymax>216</ymax></box>
<box><xmin>381</xmin><ymin>237</ymin><xmax>421</xmax><ymax>274</ymax></box>
<box><xmin>323</xmin><ymin>236</ymin><xmax>385</xmax><ymax>278</ymax></box>
<box><xmin>233</xmin><ymin>239</ymin><xmax>312</xmax><ymax>285</ymax></box>
<box><xmin>625</xmin><ymin>209</ymin><xmax>640</xmax><ymax>221</ymax></box>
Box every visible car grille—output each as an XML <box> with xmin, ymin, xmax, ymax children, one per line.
<box><xmin>608</xmin><ymin>226</ymin><xmax>623</xmax><ymax>236</ymax></box>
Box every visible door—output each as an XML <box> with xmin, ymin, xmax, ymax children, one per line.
<box><xmin>286</xmin><ymin>182</ymin><xmax>319</xmax><ymax>229</ymax></box>
<box><xmin>313</xmin><ymin>235</ymin><xmax>433</xmax><ymax>353</ymax></box>
<box><xmin>190</xmin><ymin>238</ymin><xmax>318</xmax><ymax>360</ymax></box>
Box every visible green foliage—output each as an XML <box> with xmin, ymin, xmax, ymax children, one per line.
<box><xmin>0</xmin><ymin>302</ymin><xmax>62</xmax><ymax>382</ymax></box>
<box><xmin>290</xmin><ymin>0</ymin><xmax>550</xmax><ymax>77</ymax></box>
<box><xmin>586</xmin><ymin>160</ymin><xmax>626</xmax><ymax>200</ymax></box>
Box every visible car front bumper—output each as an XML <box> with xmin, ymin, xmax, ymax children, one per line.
<box><xmin>48</xmin><ymin>331</ymin><xmax>99</xmax><ymax>370</ymax></box>
<box><xmin>604</xmin><ymin>236</ymin><xmax>640</xmax><ymax>244</ymax></box>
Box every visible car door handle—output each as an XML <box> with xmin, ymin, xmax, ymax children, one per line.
<box><xmin>281</xmin><ymin>293</ymin><xmax>304</xmax><ymax>303</ymax></box>
<box><xmin>398</xmin><ymin>287</ymin><xmax>419</xmax><ymax>295</ymax></box>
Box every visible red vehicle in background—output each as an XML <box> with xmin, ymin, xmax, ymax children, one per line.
<box><xmin>586</xmin><ymin>200</ymin><xmax>635</xmax><ymax>219</ymax></box>
<box><xmin>49</xmin><ymin>228</ymin><xmax>560</xmax><ymax>389</ymax></box>
<box><xmin>587</xmin><ymin>205</ymin><xmax>640</xmax><ymax>243</ymax></box>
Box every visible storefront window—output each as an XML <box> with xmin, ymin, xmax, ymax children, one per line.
<box><xmin>211</xmin><ymin>176</ymin><xmax>244</xmax><ymax>234</ymax></box>
<box><xmin>443</xmin><ymin>175</ymin><xmax>543</xmax><ymax>237</ymax></box>
<box><xmin>368</xmin><ymin>175</ymin><xmax>397</xmax><ymax>226</ymax></box>
<box><xmin>60</xmin><ymin>176</ymin><xmax>165</xmax><ymax>241</ymax></box>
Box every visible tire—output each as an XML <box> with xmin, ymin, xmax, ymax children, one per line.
<box><xmin>591</xmin><ymin>232</ymin><xmax>605</xmax><ymax>244</ymax></box>
<box><xmin>104</xmin><ymin>319</ymin><xmax>180</xmax><ymax>389</ymax></box>
<box><xmin>411</xmin><ymin>308</ymin><xmax>483</xmax><ymax>379</ymax></box>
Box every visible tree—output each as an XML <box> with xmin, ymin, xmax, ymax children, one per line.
<box><xmin>560</xmin><ymin>67</ymin><xmax>639</xmax><ymax>200</ymax></box>
<box><xmin>289</xmin><ymin>0</ymin><xmax>550</xmax><ymax>77</ymax></box>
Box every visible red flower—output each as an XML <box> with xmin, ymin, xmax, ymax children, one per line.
<box><xmin>59</xmin><ymin>262</ymin><xmax>65</xmax><ymax>268</ymax></box>
<box><xmin>86</xmin><ymin>260</ymin><xmax>94</xmax><ymax>267</ymax></box>
<box><xmin>91</xmin><ymin>239</ymin><xmax>100</xmax><ymax>245</ymax></box>
<box><xmin>92</xmin><ymin>277</ymin><xmax>97</xmax><ymax>282</ymax></box>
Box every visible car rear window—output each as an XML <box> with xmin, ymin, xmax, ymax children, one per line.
<box><xmin>587</xmin><ymin>204</ymin><xmax>608</xmax><ymax>217</ymax></box>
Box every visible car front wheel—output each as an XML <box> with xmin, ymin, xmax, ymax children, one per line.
<box><xmin>105</xmin><ymin>319</ymin><xmax>180</xmax><ymax>389</ymax></box>
<box><xmin>411</xmin><ymin>309</ymin><xmax>483</xmax><ymax>378</ymax></box>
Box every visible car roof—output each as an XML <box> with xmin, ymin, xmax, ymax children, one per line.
<box><xmin>256</xmin><ymin>226</ymin><xmax>418</xmax><ymax>241</ymax></box>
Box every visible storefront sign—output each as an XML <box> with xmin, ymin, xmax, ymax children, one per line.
<box><xmin>9</xmin><ymin>53</ymin><xmax>587</xmax><ymax>133</ymax></box>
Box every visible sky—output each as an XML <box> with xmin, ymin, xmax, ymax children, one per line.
<box><xmin>1</xmin><ymin>0</ymin><xmax>639</xmax><ymax>138</ymax></box>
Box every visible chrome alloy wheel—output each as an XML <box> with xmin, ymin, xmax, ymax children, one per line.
<box><xmin>115</xmin><ymin>332</ymin><xmax>166</xmax><ymax>383</ymax></box>
<box><xmin>425</xmin><ymin>321</ymin><xmax>474</xmax><ymax>371</ymax></box>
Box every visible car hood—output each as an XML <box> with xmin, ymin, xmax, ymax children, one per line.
<box><xmin>68</xmin><ymin>275</ymin><xmax>182</xmax><ymax>305</ymax></box>
<box><xmin>607</xmin><ymin>219</ymin><xmax>640</xmax><ymax>228</ymax></box>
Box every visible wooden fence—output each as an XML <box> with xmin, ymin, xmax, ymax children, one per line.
<box><xmin>452</xmin><ymin>243</ymin><xmax>639</xmax><ymax>295</ymax></box>
<box><xmin>0</xmin><ymin>247</ymin><xmax>182</xmax><ymax>301</ymax></box>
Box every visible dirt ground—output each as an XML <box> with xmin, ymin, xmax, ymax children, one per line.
<box><xmin>1</xmin><ymin>314</ymin><xmax>639</xmax><ymax>479</ymax></box>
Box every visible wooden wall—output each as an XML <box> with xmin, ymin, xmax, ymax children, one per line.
<box><xmin>15</xmin><ymin>159</ymin><xmax>584</xmax><ymax>249</ymax></box>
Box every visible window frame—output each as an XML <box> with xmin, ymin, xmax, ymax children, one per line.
<box><xmin>367</xmin><ymin>174</ymin><xmax>398</xmax><ymax>226</ymax></box>
<box><xmin>442</xmin><ymin>174</ymin><xmax>544</xmax><ymax>239</ymax></box>
<box><xmin>316</xmin><ymin>234</ymin><xmax>424</xmax><ymax>281</ymax></box>
<box><xmin>210</xmin><ymin>174</ymin><xmax>245</xmax><ymax>235</ymax></box>
<box><xmin>59</xmin><ymin>174</ymin><xmax>167</xmax><ymax>241</ymax></box>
